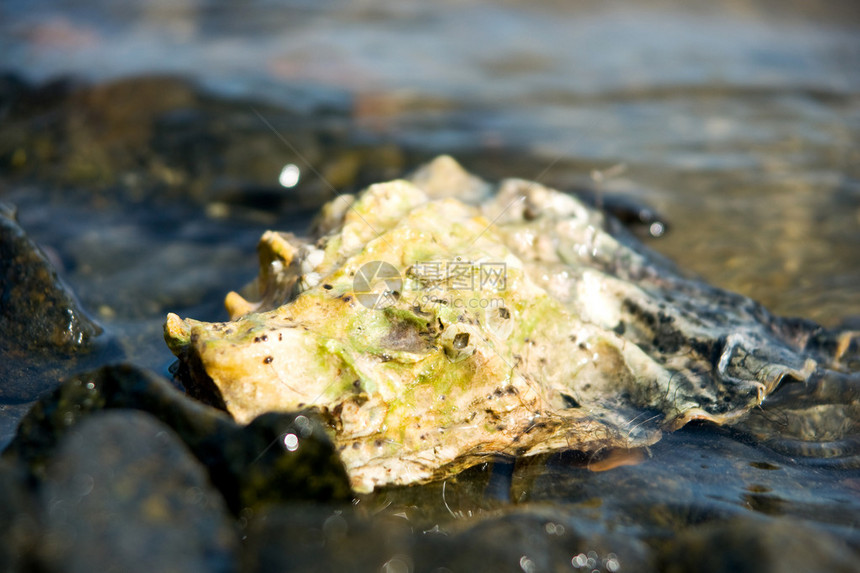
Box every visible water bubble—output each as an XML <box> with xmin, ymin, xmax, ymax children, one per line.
<box><xmin>649</xmin><ymin>221</ymin><xmax>665</xmax><ymax>237</ymax></box>
<box><xmin>519</xmin><ymin>555</ymin><xmax>536</xmax><ymax>573</ymax></box>
<box><xmin>283</xmin><ymin>433</ymin><xmax>299</xmax><ymax>451</ymax></box>
<box><xmin>278</xmin><ymin>163</ymin><xmax>300</xmax><ymax>188</ymax></box>
<box><xmin>605</xmin><ymin>553</ymin><xmax>621</xmax><ymax>572</ymax></box>
<box><xmin>544</xmin><ymin>521</ymin><xmax>565</xmax><ymax>535</ymax></box>
<box><xmin>294</xmin><ymin>414</ymin><xmax>313</xmax><ymax>437</ymax></box>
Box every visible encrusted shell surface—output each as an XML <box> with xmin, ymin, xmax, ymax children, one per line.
<box><xmin>166</xmin><ymin>156</ymin><xmax>831</xmax><ymax>493</ymax></box>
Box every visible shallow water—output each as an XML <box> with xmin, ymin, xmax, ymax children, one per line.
<box><xmin>1</xmin><ymin>0</ymin><xmax>860</xmax><ymax>569</ymax></box>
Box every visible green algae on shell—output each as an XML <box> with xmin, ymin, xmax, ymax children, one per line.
<box><xmin>165</xmin><ymin>156</ymin><xmax>828</xmax><ymax>493</ymax></box>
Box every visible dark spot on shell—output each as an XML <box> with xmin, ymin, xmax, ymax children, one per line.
<box><xmin>374</xmin><ymin>439</ymin><xmax>384</xmax><ymax>448</ymax></box>
<box><xmin>352</xmin><ymin>442</ymin><xmax>360</xmax><ymax>449</ymax></box>
<box><xmin>613</xmin><ymin>321</ymin><xmax>626</xmax><ymax>335</ymax></box>
<box><xmin>323</xmin><ymin>284</ymin><xmax>333</xmax><ymax>290</ymax></box>
<box><xmin>278</xmin><ymin>333</ymin><xmax>283</xmax><ymax>341</ymax></box>
<box><xmin>381</xmin><ymin>318</ymin><xmax>433</xmax><ymax>353</ymax></box>
<box><xmin>260</xmin><ymin>334</ymin><xmax>268</xmax><ymax>342</ymax></box>
<box><xmin>263</xmin><ymin>356</ymin><xmax>273</xmax><ymax>364</ymax></box>
<box><xmin>484</xmin><ymin>409</ymin><xmax>501</xmax><ymax>422</ymax></box>
<box><xmin>499</xmin><ymin>307</ymin><xmax>510</xmax><ymax>319</ymax></box>
<box><xmin>438</xmin><ymin>318</ymin><xmax>444</xmax><ymax>331</ymax></box>
<box><xmin>352</xmin><ymin>379</ymin><xmax>361</xmax><ymax>390</ymax></box>
<box><xmin>225</xmin><ymin>329</ymin><xmax>233</xmax><ymax>335</ymax></box>
<box><xmin>453</xmin><ymin>332</ymin><xmax>470</xmax><ymax>349</ymax></box>
<box><xmin>342</xmin><ymin>295</ymin><xmax>352</xmax><ymax>303</ymax></box>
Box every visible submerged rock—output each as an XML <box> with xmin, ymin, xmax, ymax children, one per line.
<box><xmin>0</xmin><ymin>202</ymin><xmax>119</xmax><ymax>407</ymax></box>
<box><xmin>0</xmin><ymin>458</ymin><xmax>40</xmax><ymax>573</ymax></box>
<box><xmin>38</xmin><ymin>411</ymin><xmax>237</xmax><ymax>573</ymax></box>
<box><xmin>242</xmin><ymin>503</ymin><xmax>652</xmax><ymax>573</ymax></box>
<box><xmin>4</xmin><ymin>364</ymin><xmax>352</xmax><ymax>510</ymax></box>
<box><xmin>165</xmin><ymin>156</ymin><xmax>857</xmax><ymax>492</ymax></box>
<box><xmin>658</xmin><ymin>515</ymin><xmax>859</xmax><ymax>573</ymax></box>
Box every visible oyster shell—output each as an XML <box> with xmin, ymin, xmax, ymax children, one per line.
<box><xmin>166</xmin><ymin>156</ymin><xmax>847</xmax><ymax>493</ymax></box>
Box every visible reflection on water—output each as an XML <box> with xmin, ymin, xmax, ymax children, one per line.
<box><xmin>1</xmin><ymin>0</ymin><xmax>859</xmax><ymax>569</ymax></box>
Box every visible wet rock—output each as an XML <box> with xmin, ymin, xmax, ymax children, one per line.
<box><xmin>0</xmin><ymin>74</ymin><xmax>197</xmax><ymax>191</ymax></box>
<box><xmin>0</xmin><ymin>458</ymin><xmax>40</xmax><ymax>573</ymax></box>
<box><xmin>38</xmin><ymin>410</ymin><xmax>237</xmax><ymax>573</ymax></box>
<box><xmin>0</xmin><ymin>73</ymin><xmax>401</xmax><ymax>210</ymax></box>
<box><xmin>0</xmin><ymin>203</ymin><xmax>103</xmax><ymax>357</ymax></box>
<box><xmin>658</xmin><ymin>515</ymin><xmax>859</xmax><ymax>573</ymax></box>
<box><xmin>4</xmin><ymin>364</ymin><xmax>352</xmax><ymax>511</ymax></box>
<box><xmin>0</xmin><ymin>202</ymin><xmax>118</xmax><ymax>404</ymax></box>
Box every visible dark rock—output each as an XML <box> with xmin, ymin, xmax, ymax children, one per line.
<box><xmin>658</xmin><ymin>515</ymin><xmax>859</xmax><ymax>573</ymax></box>
<box><xmin>0</xmin><ymin>203</ymin><xmax>104</xmax><ymax>357</ymax></box>
<box><xmin>38</xmin><ymin>410</ymin><xmax>237</xmax><ymax>573</ymax></box>
<box><xmin>0</xmin><ymin>458</ymin><xmax>40</xmax><ymax>573</ymax></box>
<box><xmin>230</xmin><ymin>411</ymin><xmax>355</xmax><ymax>509</ymax></box>
<box><xmin>0</xmin><ymin>202</ymin><xmax>119</xmax><ymax>404</ymax></box>
<box><xmin>4</xmin><ymin>364</ymin><xmax>352</xmax><ymax>511</ymax></box>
